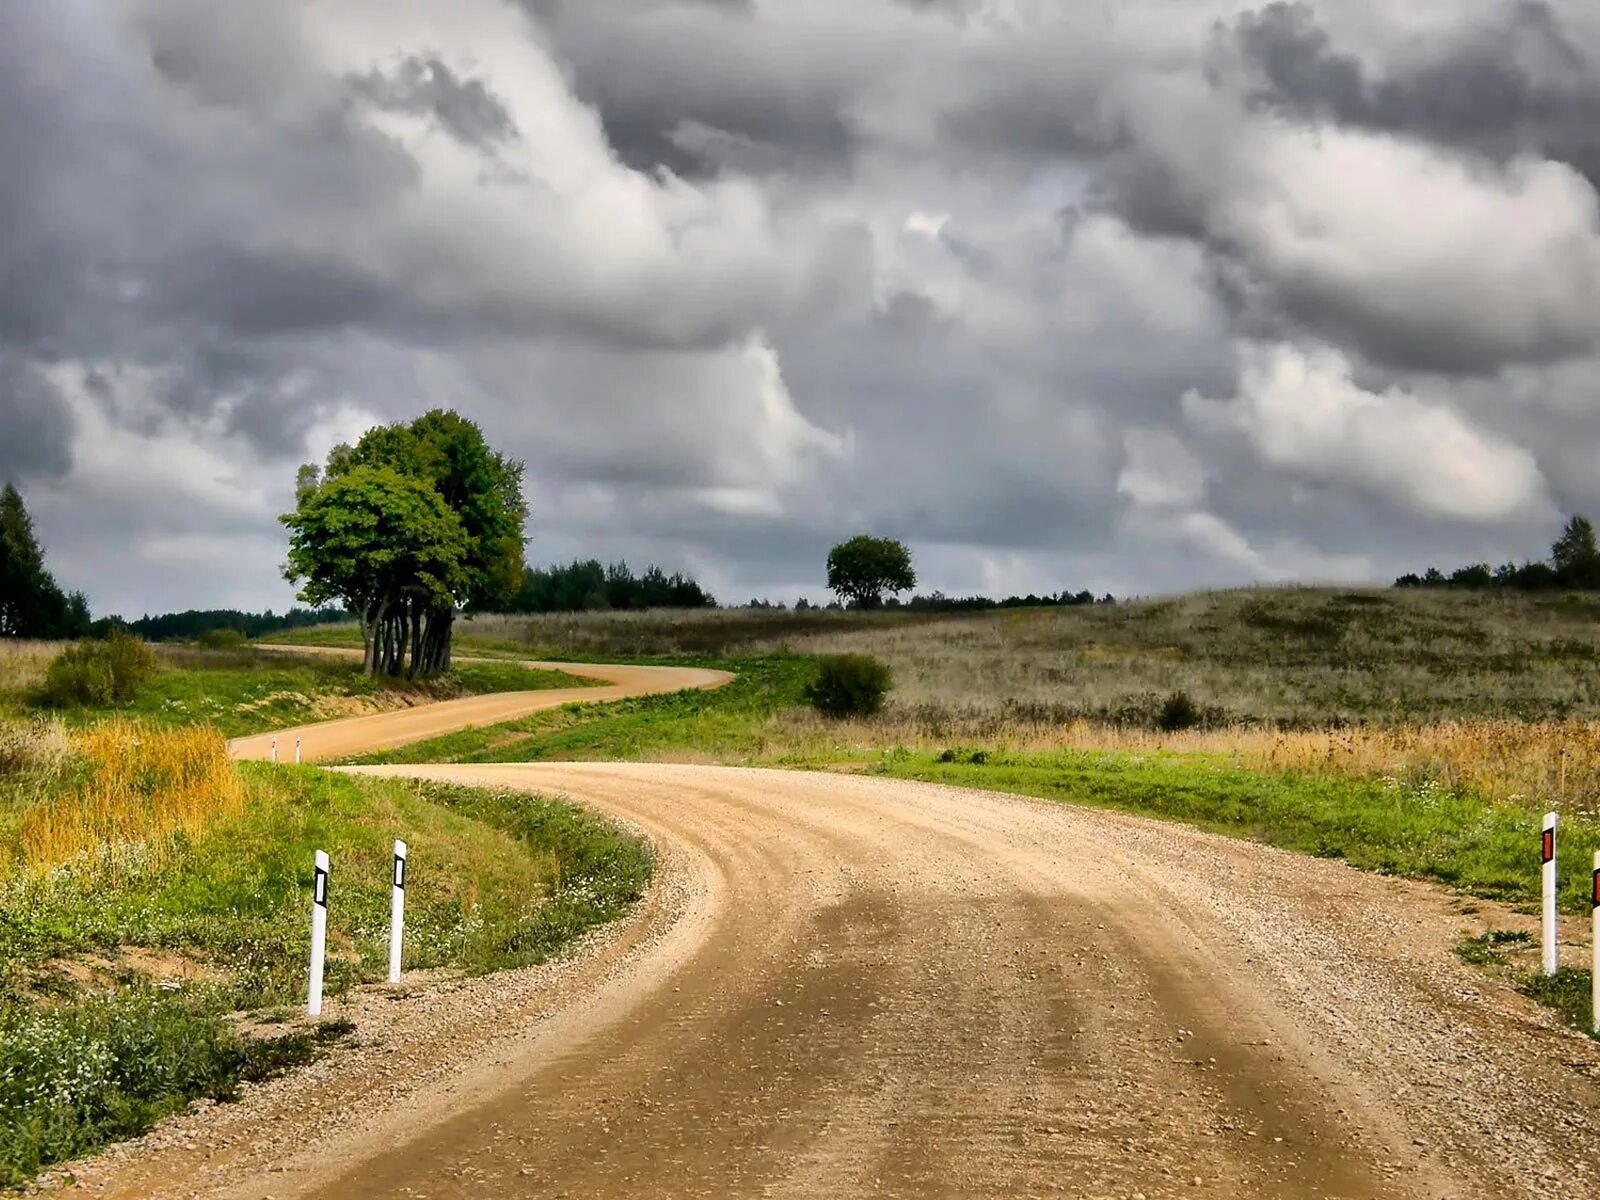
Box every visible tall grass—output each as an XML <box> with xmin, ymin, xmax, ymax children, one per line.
<box><xmin>7</xmin><ymin>721</ymin><xmax>242</xmax><ymax>875</ymax></box>
<box><xmin>0</xmin><ymin>641</ymin><xmax>61</xmax><ymax>695</ymax></box>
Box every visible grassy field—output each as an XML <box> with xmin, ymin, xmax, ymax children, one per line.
<box><xmin>0</xmin><ymin>642</ymin><xmax>591</xmax><ymax>738</ymax></box>
<box><xmin>0</xmin><ymin>719</ymin><xmax>649</xmax><ymax>1184</ymax></box>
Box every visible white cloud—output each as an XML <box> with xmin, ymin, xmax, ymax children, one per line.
<box><xmin>1184</xmin><ymin>343</ymin><xmax>1554</xmax><ymax>523</ymax></box>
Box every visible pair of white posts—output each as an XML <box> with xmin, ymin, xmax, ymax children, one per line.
<box><xmin>307</xmin><ymin>840</ymin><xmax>409</xmax><ymax>1017</ymax></box>
<box><xmin>269</xmin><ymin>737</ymin><xmax>303</xmax><ymax>765</ymax></box>
<box><xmin>1538</xmin><ymin>812</ymin><xmax>1600</xmax><ymax>1035</ymax></box>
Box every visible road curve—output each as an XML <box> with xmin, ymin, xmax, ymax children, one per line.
<box><xmin>227</xmin><ymin>647</ymin><xmax>732</xmax><ymax>762</ymax></box>
<box><xmin>72</xmin><ymin>762</ymin><xmax>1600</xmax><ymax>1200</ymax></box>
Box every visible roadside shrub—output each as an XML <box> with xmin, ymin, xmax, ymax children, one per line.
<box><xmin>806</xmin><ymin>653</ymin><xmax>892</xmax><ymax>717</ymax></box>
<box><xmin>1157</xmin><ymin>690</ymin><xmax>1202</xmax><ymax>732</ymax></box>
<box><xmin>197</xmin><ymin>628</ymin><xmax>247</xmax><ymax>650</ymax></box>
<box><xmin>41</xmin><ymin>634</ymin><xmax>158</xmax><ymax>707</ymax></box>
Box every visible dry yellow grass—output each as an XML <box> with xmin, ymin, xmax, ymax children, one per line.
<box><xmin>9</xmin><ymin>720</ymin><xmax>243</xmax><ymax>875</ymax></box>
<box><xmin>756</xmin><ymin>711</ymin><xmax>1600</xmax><ymax>817</ymax></box>
<box><xmin>0</xmin><ymin>640</ymin><xmax>63</xmax><ymax>695</ymax></box>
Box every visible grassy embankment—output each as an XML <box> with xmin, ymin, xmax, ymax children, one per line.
<box><xmin>0</xmin><ymin>640</ymin><xmax>592</xmax><ymax>738</ymax></box>
<box><xmin>0</xmin><ymin>710</ymin><xmax>648</xmax><ymax>1186</ymax></box>
<box><xmin>316</xmin><ymin>589</ymin><xmax>1600</xmax><ymax>1035</ymax></box>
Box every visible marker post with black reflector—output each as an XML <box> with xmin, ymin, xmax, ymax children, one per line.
<box><xmin>294</xmin><ymin>737</ymin><xmax>302</xmax><ymax>764</ymax></box>
<box><xmin>389</xmin><ymin>840</ymin><xmax>408</xmax><ymax>985</ymax></box>
<box><xmin>308</xmin><ymin>850</ymin><xmax>329</xmax><ymax>1016</ymax></box>
<box><xmin>1541</xmin><ymin>811</ymin><xmax>1558</xmax><ymax>977</ymax></box>
<box><xmin>271</xmin><ymin>736</ymin><xmax>279</xmax><ymax>764</ymax></box>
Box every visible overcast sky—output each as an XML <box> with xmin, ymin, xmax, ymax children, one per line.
<box><xmin>6</xmin><ymin>0</ymin><xmax>1600</xmax><ymax>615</ymax></box>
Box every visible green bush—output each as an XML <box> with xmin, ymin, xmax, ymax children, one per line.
<box><xmin>197</xmin><ymin>628</ymin><xmax>247</xmax><ymax>650</ymax></box>
<box><xmin>806</xmin><ymin>653</ymin><xmax>892</xmax><ymax>717</ymax></box>
<box><xmin>41</xmin><ymin>634</ymin><xmax>159</xmax><ymax>707</ymax></box>
<box><xmin>1157</xmin><ymin>689</ymin><xmax>1202</xmax><ymax>732</ymax></box>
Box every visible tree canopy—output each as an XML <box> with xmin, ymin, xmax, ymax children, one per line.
<box><xmin>1396</xmin><ymin>513</ymin><xmax>1600</xmax><ymax>593</ymax></box>
<box><xmin>282</xmin><ymin>412</ymin><xmax>525</xmax><ymax>676</ymax></box>
<box><xmin>0</xmin><ymin>483</ymin><xmax>91</xmax><ymax>638</ymax></box>
<box><xmin>504</xmin><ymin>559</ymin><xmax>715</xmax><ymax>613</ymax></box>
<box><xmin>826</xmin><ymin>535</ymin><xmax>916</xmax><ymax>609</ymax></box>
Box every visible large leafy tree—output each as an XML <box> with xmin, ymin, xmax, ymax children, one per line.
<box><xmin>0</xmin><ymin>483</ymin><xmax>91</xmax><ymax>638</ymax></box>
<box><xmin>826</xmin><ymin>535</ymin><xmax>916</xmax><ymax>609</ymax></box>
<box><xmin>1551</xmin><ymin>515</ymin><xmax>1600</xmax><ymax>589</ymax></box>
<box><xmin>282</xmin><ymin>466</ymin><xmax>470</xmax><ymax>675</ymax></box>
<box><xmin>282</xmin><ymin>411</ymin><xmax>525</xmax><ymax>676</ymax></box>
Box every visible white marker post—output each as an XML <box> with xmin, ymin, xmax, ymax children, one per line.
<box><xmin>389</xmin><ymin>840</ymin><xmax>408</xmax><ymax>985</ymax></box>
<box><xmin>294</xmin><ymin>737</ymin><xmax>303</xmax><ymax>765</ymax></box>
<box><xmin>271</xmin><ymin>736</ymin><xmax>279</xmax><ymax>764</ymax></box>
<box><xmin>308</xmin><ymin>850</ymin><xmax>329</xmax><ymax>1016</ymax></box>
<box><xmin>1541</xmin><ymin>811</ymin><xmax>1558</xmax><ymax>977</ymax></box>
<box><xmin>1591</xmin><ymin>851</ymin><xmax>1599</xmax><ymax>1035</ymax></box>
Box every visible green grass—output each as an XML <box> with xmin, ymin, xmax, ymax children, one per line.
<box><xmin>22</xmin><ymin>648</ymin><xmax>590</xmax><ymax>738</ymax></box>
<box><xmin>1522</xmin><ymin>968</ymin><xmax>1598</xmax><ymax>1039</ymax></box>
<box><xmin>341</xmin><ymin>655</ymin><xmax>815</xmax><ymax>766</ymax></box>
<box><xmin>865</xmin><ymin>748</ymin><xmax>1600</xmax><ymax>914</ymax></box>
<box><xmin>1455</xmin><ymin>931</ymin><xmax>1596</xmax><ymax>1041</ymax></box>
<box><xmin>0</xmin><ymin>764</ymin><xmax>649</xmax><ymax>1185</ymax></box>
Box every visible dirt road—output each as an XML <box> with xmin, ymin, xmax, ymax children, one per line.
<box><xmin>227</xmin><ymin>651</ymin><xmax>732</xmax><ymax>761</ymax></box>
<box><xmin>68</xmin><ymin>757</ymin><xmax>1600</xmax><ymax>1199</ymax></box>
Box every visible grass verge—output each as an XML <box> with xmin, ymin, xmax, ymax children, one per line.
<box><xmin>864</xmin><ymin>749</ymin><xmax>1600</xmax><ymax>914</ymax></box>
<box><xmin>0</xmin><ymin>724</ymin><xmax>649</xmax><ymax>1186</ymax></box>
<box><xmin>16</xmin><ymin>647</ymin><xmax>590</xmax><ymax>738</ymax></box>
<box><xmin>1455</xmin><ymin>931</ymin><xmax>1597</xmax><ymax>1041</ymax></box>
<box><xmin>340</xmin><ymin>655</ymin><xmax>814</xmax><ymax>766</ymax></box>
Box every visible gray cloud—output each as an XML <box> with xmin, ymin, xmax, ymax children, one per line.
<box><xmin>0</xmin><ymin>357</ymin><xmax>75</xmax><ymax>484</ymax></box>
<box><xmin>4</xmin><ymin>0</ymin><xmax>1600</xmax><ymax>616</ymax></box>
<box><xmin>349</xmin><ymin>54</ymin><xmax>520</xmax><ymax>148</ymax></box>
<box><xmin>1227</xmin><ymin>2</ymin><xmax>1600</xmax><ymax>186</ymax></box>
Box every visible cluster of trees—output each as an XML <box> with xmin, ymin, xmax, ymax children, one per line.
<box><xmin>0</xmin><ymin>484</ymin><xmax>92</xmax><ymax>639</ymax></box>
<box><xmin>890</xmin><ymin>589</ymin><xmax>1113</xmax><ymax>612</ymax></box>
<box><xmin>283</xmin><ymin>411</ymin><xmax>526</xmax><ymax>677</ymax></box>
<box><xmin>1396</xmin><ymin>515</ymin><xmax>1600</xmax><ymax>593</ymax></box>
<box><xmin>503</xmin><ymin>560</ymin><xmax>715</xmax><ymax>613</ymax></box>
<box><xmin>106</xmin><ymin>607</ymin><xmax>347</xmax><ymax>642</ymax></box>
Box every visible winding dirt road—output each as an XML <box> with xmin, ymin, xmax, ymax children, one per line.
<box><xmin>227</xmin><ymin>650</ymin><xmax>732</xmax><ymax>762</ymax></box>
<box><xmin>64</xmin><ymin>662</ymin><xmax>1600</xmax><ymax>1199</ymax></box>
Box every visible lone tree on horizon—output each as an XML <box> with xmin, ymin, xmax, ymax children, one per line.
<box><xmin>282</xmin><ymin>411</ymin><xmax>525</xmax><ymax>677</ymax></box>
<box><xmin>826</xmin><ymin>534</ymin><xmax>916</xmax><ymax>609</ymax></box>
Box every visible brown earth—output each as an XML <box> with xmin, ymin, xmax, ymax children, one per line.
<box><xmin>55</xmin><ymin>752</ymin><xmax>1600</xmax><ymax>1199</ymax></box>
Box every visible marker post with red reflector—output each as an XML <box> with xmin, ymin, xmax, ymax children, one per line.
<box><xmin>1541</xmin><ymin>811</ymin><xmax>1558</xmax><ymax>977</ymax></box>
<box><xmin>308</xmin><ymin>850</ymin><xmax>329</xmax><ymax>1016</ymax></box>
<box><xmin>388</xmin><ymin>839</ymin><xmax>407</xmax><ymax>985</ymax></box>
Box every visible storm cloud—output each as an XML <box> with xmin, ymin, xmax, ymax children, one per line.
<box><xmin>2</xmin><ymin>0</ymin><xmax>1598</xmax><ymax>615</ymax></box>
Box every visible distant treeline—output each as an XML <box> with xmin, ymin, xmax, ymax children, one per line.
<box><xmin>1397</xmin><ymin>514</ymin><xmax>1600</xmax><ymax>592</ymax></box>
<box><xmin>503</xmin><ymin>560</ymin><xmax>717</xmax><ymax>613</ymax></box>
<box><xmin>98</xmin><ymin>607</ymin><xmax>349</xmax><ymax>642</ymax></box>
<box><xmin>752</xmin><ymin>590</ymin><xmax>1115</xmax><ymax>612</ymax></box>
